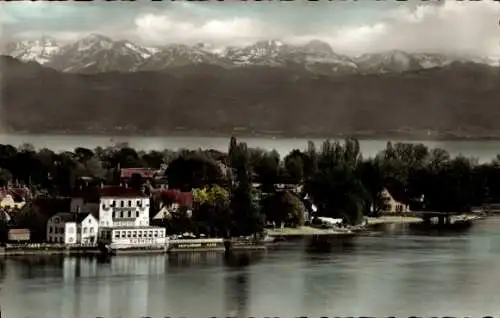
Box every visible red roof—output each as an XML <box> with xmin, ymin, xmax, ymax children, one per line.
<box><xmin>155</xmin><ymin>189</ymin><xmax>193</xmax><ymax>207</ymax></box>
<box><xmin>0</xmin><ymin>188</ymin><xmax>29</xmax><ymax>201</ymax></box>
<box><xmin>120</xmin><ymin>168</ymin><xmax>155</xmax><ymax>179</ymax></box>
<box><xmin>99</xmin><ymin>186</ymin><xmax>146</xmax><ymax>198</ymax></box>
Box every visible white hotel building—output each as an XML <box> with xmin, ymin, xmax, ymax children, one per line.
<box><xmin>95</xmin><ymin>187</ymin><xmax>167</xmax><ymax>249</ymax></box>
<box><xmin>46</xmin><ymin>187</ymin><xmax>166</xmax><ymax>248</ymax></box>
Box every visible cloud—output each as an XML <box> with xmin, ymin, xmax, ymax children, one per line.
<box><xmin>130</xmin><ymin>1</ymin><xmax>500</xmax><ymax>57</ymax></box>
<box><xmin>133</xmin><ymin>13</ymin><xmax>274</xmax><ymax>48</ymax></box>
<box><xmin>3</xmin><ymin>1</ymin><xmax>500</xmax><ymax>58</ymax></box>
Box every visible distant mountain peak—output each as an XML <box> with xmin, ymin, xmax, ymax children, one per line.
<box><xmin>1</xmin><ymin>33</ymin><xmax>498</xmax><ymax>75</ymax></box>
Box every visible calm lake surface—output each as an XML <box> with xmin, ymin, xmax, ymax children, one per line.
<box><xmin>2</xmin><ymin>134</ymin><xmax>500</xmax><ymax>163</ymax></box>
<box><xmin>2</xmin><ymin>218</ymin><xmax>500</xmax><ymax>317</ymax></box>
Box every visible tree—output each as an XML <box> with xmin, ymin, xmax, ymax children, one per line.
<box><xmin>228</xmin><ymin>141</ymin><xmax>264</xmax><ymax>237</ymax></box>
<box><xmin>262</xmin><ymin>191</ymin><xmax>305</xmax><ymax>228</ymax></box>
<box><xmin>284</xmin><ymin>149</ymin><xmax>304</xmax><ymax>184</ymax></box>
<box><xmin>166</xmin><ymin>153</ymin><xmax>224</xmax><ymax>191</ymax></box>
<box><xmin>192</xmin><ymin>185</ymin><xmax>232</xmax><ymax>237</ymax></box>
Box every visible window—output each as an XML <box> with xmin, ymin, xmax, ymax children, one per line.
<box><xmin>90</xmin><ymin>227</ymin><xmax>94</xmax><ymax>233</ymax></box>
<box><xmin>83</xmin><ymin>227</ymin><xmax>88</xmax><ymax>234</ymax></box>
<box><xmin>127</xmin><ymin>231</ymin><xmax>131</xmax><ymax>238</ymax></box>
<box><xmin>132</xmin><ymin>231</ymin><xmax>137</xmax><ymax>238</ymax></box>
<box><xmin>148</xmin><ymin>231</ymin><xmax>152</xmax><ymax>238</ymax></box>
<box><xmin>128</xmin><ymin>200</ymin><xmax>132</xmax><ymax>207</ymax></box>
<box><xmin>120</xmin><ymin>201</ymin><xmax>124</xmax><ymax>208</ymax></box>
<box><xmin>112</xmin><ymin>212</ymin><xmax>116</xmax><ymax>218</ymax></box>
<box><xmin>158</xmin><ymin>231</ymin><xmax>164</xmax><ymax>238</ymax></box>
<box><xmin>128</xmin><ymin>211</ymin><xmax>132</xmax><ymax>218</ymax></box>
<box><xmin>138</xmin><ymin>231</ymin><xmax>143</xmax><ymax>238</ymax></box>
<box><xmin>120</xmin><ymin>211</ymin><xmax>124</xmax><ymax>218</ymax></box>
<box><xmin>136</xmin><ymin>211</ymin><xmax>139</xmax><ymax>218</ymax></box>
<box><xmin>154</xmin><ymin>231</ymin><xmax>158</xmax><ymax>238</ymax></box>
<box><xmin>137</xmin><ymin>200</ymin><xmax>141</xmax><ymax>206</ymax></box>
<box><xmin>111</xmin><ymin>200</ymin><xmax>116</xmax><ymax>207</ymax></box>
<box><xmin>49</xmin><ymin>227</ymin><xmax>53</xmax><ymax>233</ymax></box>
<box><xmin>121</xmin><ymin>231</ymin><xmax>126</xmax><ymax>238</ymax></box>
<box><xmin>114</xmin><ymin>231</ymin><xmax>120</xmax><ymax>238</ymax></box>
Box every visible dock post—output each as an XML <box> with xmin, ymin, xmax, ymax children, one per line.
<box><xmin>423</xmin><ymin>215</ymin><xmax>431</xmax><ymax>225</ymax></box>
<box><xmin>224</xmin><ymin>239</ymin><xmax>232</xmax><ymax>254</ymax></box>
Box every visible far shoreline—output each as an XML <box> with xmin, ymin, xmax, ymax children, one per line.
<box><xmin>4</xmin><ymin>130</ymin><xmax>500</xmax><ymax>142</ymax></box>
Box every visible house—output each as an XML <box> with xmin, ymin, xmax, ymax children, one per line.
<box><xmin>0</xmin><ymin>187</ymin><xmax>29</xmax><ymax>209</ymax></box>
<box><xmin>46</xmin><ymin>212</ymin><xmax>99</xmax><ymax>244</ymax></box>
<box><xmin>380</xmin><ymin>188</ymin><xmax>410</xmax><ymax>214</ymax></box>
<box><xmin>46</xmin><ymin>213</ymin><xmax>75</xmax><ymax>244</ymax></box>
<box><xmin>96</xmin><ymin>186</ymin><xmax>166</xmax><ymax>249</ymax></box>
<box><xmin>119</xmin><ymin>168</ymin><xmax>155</xmax><ymax>186</ymax></box>
<box><xmin>98</xmin><ymin>187</ymin><xmax>151</xmax><ymax>228</ymax></box>
<box><xmin>151</xmin><ymin>189</ymin><xmax>193</xmax><ymax>222</ymax></box>
<box><xmin>8</xmin><ymin>228</ymin><xmax>30</xmax><ymax>242</ymax></box>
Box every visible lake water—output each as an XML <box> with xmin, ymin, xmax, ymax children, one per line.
<box><xmin>1</xmin><ymin>134</ymin><xmax>500</xmax><ymax>163</ymax></box>
<box><xmin>2</xmin><ymin>218</ymin><xmax>500</xmax><ymax>317</ymax></box>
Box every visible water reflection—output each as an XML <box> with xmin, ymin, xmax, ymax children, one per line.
<box><xmin>223</xmin><ymin>253</ymin><xmax>257</xmax><ymax>318</ymax></box>
<box><xmin>2</xmin><ymin>220</ymin><xmax>500</xmax><ymax>317</ymax></box>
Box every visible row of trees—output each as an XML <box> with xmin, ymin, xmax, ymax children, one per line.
<box><xmin>2</xmin><ymin>138</ymin><xmax>500</xmax><ymax>237</ymax></box>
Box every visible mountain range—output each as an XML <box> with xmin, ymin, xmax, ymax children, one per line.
<box><xmin>1</xmin><ymin>34</ymin><xmax>500</xmax><ymax>139</ymax></box>
<box><xmin>1</xmin><ymin>34</ymin><xmax>498</xmax><ymax>75</ymax></box>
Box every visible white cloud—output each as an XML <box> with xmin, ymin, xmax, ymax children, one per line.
<box><xmin>130</xmin><ymin>1</ymin><xmax>500</xmax><ymax>57</ymax></box>
<box><xmin>5</xmin><ymin>1</ymin><xmax>500</xmax><ymax>58</ymax></box>
<box><xmin>133</xmin><ymin>13</ymin><xmax>273</xmax><ymax>49</ymax></box>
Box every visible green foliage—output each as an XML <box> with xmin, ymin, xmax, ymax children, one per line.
<box><xmin>262</xmin><ymin>190</ymin><xmax>305</xmax><ymax>228</ymax></box>
<box><xmin>2</xmin><ymin>136</ymin><xmax>500</xmax><ymax>237</ymax></box>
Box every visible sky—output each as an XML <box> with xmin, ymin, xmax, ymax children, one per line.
<box><xmin>1</xmin><ymin>0</ymin><xmax>499</xmax><ymax>57</ymax></box>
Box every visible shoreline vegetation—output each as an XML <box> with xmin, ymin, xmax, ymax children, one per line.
<box><xmin>0</xmin><ymin>136</ymin><xmax>498</xmax><ymax>256</ymax></box>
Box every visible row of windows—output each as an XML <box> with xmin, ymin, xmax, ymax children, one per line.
<box><xmin>112</xmin><ymin>211</ymin><xmax>140</xmax><ymax>219</ymax></box>
<box><xmin>48</xmin><ymin>226</ymin><xmax>64</xmax><ymax>234</ymax></box>
<box><xmin>48</xmin><ymin>227</ymin><xmax>95</xmax><ymax>234</ymax></box>
<box><xmin>103</xmin><ymin>200</ymin><xmax>146</xmax><ymax>208</ymax></box>
<box><xmin>47</xmin><ymin>237</ymin><xmax>64</xmax><ymax>243</ymax></box>
<box><xmin>113</xmin><ymin>230</ymin><xmax>164</xmax><ymax>239</ymax></box>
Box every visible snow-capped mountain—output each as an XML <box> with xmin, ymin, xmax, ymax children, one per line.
<box><xmin>354</xmin><ymin>50</ymin><xmax>423</xmax><ymax>73</ymax></box>
<box><xmin>220</xmin><ymin>39</ymin><xmax>358</xmax><ymax>74</ymax></box>
<box><xmin>2</xmin><ymin>33</ymin><xmax>498</xmax><ymax>75</ymax></box>
<box><xmin>136</xmin><ymin>44</ymin><xmax>231</xmax><ymax>71</ymax></box>
<box><xmin>1</xmin><ymin>36</ymin><xmax>61</xmax><ymax>65</ymax></box>
<box><xmin>45</xmin><ymin>34</ymin><xmax>157</xmax><ymax>73</ymax></box>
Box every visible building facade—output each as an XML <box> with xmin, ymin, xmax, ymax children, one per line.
<box><xmin>99</xmin><ymin>226</ymin><xmax>167</xmax><ymax>249</ymax></box>
<box><xmin>97</xmin><ymin>187</ymin><xmax>167</xmax><ymax>249</ymax></box>
<box><xmin>380</xmin><ymin>188</ymin><xmax>410</xmax><ymax>213</ymax></box>
<box><xmin>46</xmin><ymin>212</ymin><xmax>99</xmax><ymax>244</ymax></box>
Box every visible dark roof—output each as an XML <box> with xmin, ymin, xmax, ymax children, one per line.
<box><xmin>99</xmin><ymin>187</ymin><xmax>146</xmax><ymax>198</ymax></box>
<box><xmin>120</xmin><ymin>168</ymin><xmax>155</xmax><ymax>179</ymax></box>
<box><xmin>383</xmin><ymin>187</ymin><xmax>408</xmax><ymax>204</ymax></box>
<box><xmin>75</xmin><ymin>213</ymin><xmax>94</xmax><ymax>223</ymax></box>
